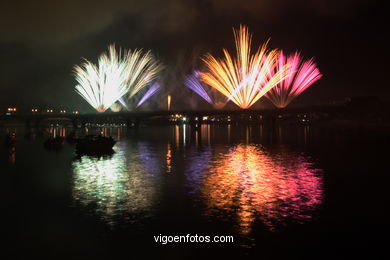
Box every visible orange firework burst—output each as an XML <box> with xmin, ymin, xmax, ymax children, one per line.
<box><xmin>200</xmin><ymin>25</ymin><xmax>290</xmax><ymax>109</ymax></box>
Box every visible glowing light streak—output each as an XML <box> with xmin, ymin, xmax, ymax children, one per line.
<box><xmin>118</xmin><ymin>97</ymin><xmax>129</xmax><ymax>110</ymax></box>
<box><xmin>185</xmin><ymin>71</ymin><xmax>212</xmax><ymax>104</ymax></box>
<box><xmin>136</xmin><ymin>83</ymin><xmax>161</xmax><ymax>108</ymax></box>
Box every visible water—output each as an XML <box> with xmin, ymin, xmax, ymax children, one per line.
<box><xmin>1</xmin><ymin>124</ymin><xmax>389</xmax><ymax>258</ymax></box>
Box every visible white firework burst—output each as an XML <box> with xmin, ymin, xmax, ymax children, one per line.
<box><xmin>74</xmin><ymin>44</ymin><xmax>161</xmax><ymax>112</ymax></box>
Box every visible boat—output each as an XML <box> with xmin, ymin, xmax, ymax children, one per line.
<box><xmin>75</xmin><ymin>135</ymin><xmax>116</xmax><ymax>155</ymax></box>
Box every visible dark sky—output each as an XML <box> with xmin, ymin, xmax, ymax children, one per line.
<box><xmin>0</xmin><ymin>0</ymin><xmax>387</xmax><ymax>110</ymax></box>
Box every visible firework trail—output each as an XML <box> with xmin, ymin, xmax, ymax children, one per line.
<box><xmin>266</xmin><ymin>51</ymin><xmax>322</xmax><ymax>108</ymax></box>
<box><xmin>74</xmin><ymin>45</ymin><xmax>161</xmax><ymax>112</ymax></box>
<box><xmin>185</xmin><ymin>71</ymin><xmax>212</xmax><ymax>104</ymax></box>
<box><xmin>136</xmin><ymin>83</ymin><xmax>161</xmax><ymax>108</ymax></box>
<box><xmin>118</xmin><ymin>97</ymin><xmax>129</xmax><ymax>110</ymax></box>
<box><xmin>200</xmin><ymin>25</ymin><xmax>291</xmax><ymax>109</ymax></box>
<box><xmin>167</xmin><ymin>95</ymin><xmax>171</xmax><ymax>111</ymax></box>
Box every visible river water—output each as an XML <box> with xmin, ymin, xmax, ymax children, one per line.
<box><xmin>1</xmin><ymin>124</ymin><xmax>388</xmax><ymax>258</ymax></box>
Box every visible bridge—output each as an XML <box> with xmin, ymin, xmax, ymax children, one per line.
<box><xmin>0</xmin><ymin>105</ymin><xmax>344</xmax><ymax>128</ymax></box>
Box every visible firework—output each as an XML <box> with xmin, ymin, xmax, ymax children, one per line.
<box><xmin>185</xmin><ymin>71</ymin><xmax>226</xmax><ymax>109</ymax></box>
<box><xmin>74</xmin><ymin>45</ymin><xmax>161</xmax><ymax>112</ymax></box>
<box><xmin>185</xmin><ymin>71</ymin><xmax>212</xmax><ymax>104</ymax></box>
<box><xmin>136</xmin><ymin>83</ymin><xmax>161</xmax><ymax>108</ymax></box>
<box><xmin>117</xmin><ymin>97</ymin><xmax>129</xmax><ymax>110</ymax></box>
<box><xmin>200</xmin><ymin>25</ymin><xmax>290</xmax><ymax>109</ymax></box>
<box><xmin>110</xmin><ymin>102</ymin><xmax>122</xmax><ymax>112</ymax></box>
<box><xmin>266</xmin><ymin>51</ymin><xmax>322</xmax><ymax>108</ymax></box>
<box><xmin>125</xmin><ymin>51</ymin><xmax>161</xmax><ymax>100</ymax></box>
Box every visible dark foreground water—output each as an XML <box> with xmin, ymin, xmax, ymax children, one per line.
<box><xmin>1</xmin><ymin>124</ymin><xmax>389</xmax><ymax>259</ymax></box>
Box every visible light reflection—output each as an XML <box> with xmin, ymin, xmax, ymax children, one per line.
<box><xmin>60</xmin><ymin>128</ymin><xmax>66</xmax><ymax>137</ymax></box>
<box><xmin>117</xmin><ymin>128</ymin><xmax>121</xmax><ymax>141</ymax></box>
<box><xmin>166</xmin><ymin>143</ymin><xmax>172</xmax><ymax>174</ymax></box>
<box><xmin>200</xmin><ymin>124</ymin><xmax>211</xmax><ymax>145</ymax></box>
<box><xmin>189</xmin><ymin>144</ymin><xmax>323</xmax><ymax>233</ymax></box>
<box><xmin>8</xmin><ymin>146</ymin><xmax>16</xmax><ymax>164</ymax></box>
<box><xmin>183</xmin><ymin>124</ymin><xmax>186</xmax><ymax>146</ymax></box>
<box><xmin>195</xmin><ymin>130</ymin><xmax>199</xmax><ymax>147</ymax></box>
<box><xmin>71</xmin><ymin>144</ymin><xmax>158</xmax><ymax>226</ymax></box>
<box><xmin>259</xmin><ymin>124</ymin><xmax>263</xmax><ymax>142</ymax></box>
<box><xmin>175</xmin><ymin>125</ymin><xmax>180</xmax><ymax>148</ymax></box>
<box><xmin>227</xmin><ymin>124</ymin><xmax>231</xmax><ymax>143</ymax></box>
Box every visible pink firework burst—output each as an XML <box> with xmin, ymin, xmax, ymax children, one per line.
<box><xmin>266</xmin><ymin>51</ymin><xmax>323</xmax><ymax>108</ymax></box>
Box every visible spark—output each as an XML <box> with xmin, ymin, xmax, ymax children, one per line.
<box><xmin>136</xmin><ymin>83</ymin><xmax>161</xmax><ymax>107</ymax></box>
<box><xmin>266</xmin><ymin>51</ymin><xmax>322</xmax><ymax>108</ymax></box>
<box><xmin>200</xmin><ymin>25</ymin><xmax>291</xmax><ymax>109</ymax></box>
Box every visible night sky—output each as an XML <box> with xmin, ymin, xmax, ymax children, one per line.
<box><xmin>0</xmin><ymin>0</ymin><xmax>387</xmax><ymax>111</ymax></box>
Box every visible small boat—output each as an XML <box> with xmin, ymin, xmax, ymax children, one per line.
<box><xmin>44</xmin><ymin>136</ymin><xmax>65</xmax><ymax>150</ymax></box>
<box><xmin>75</xmin><ymin>135</ymin><xmax>116</xmax><ymax>155</ymax></box>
